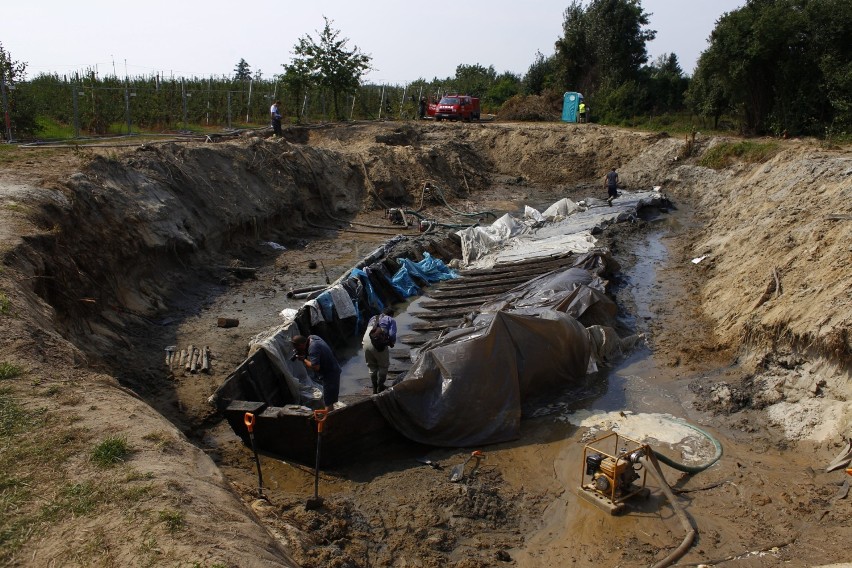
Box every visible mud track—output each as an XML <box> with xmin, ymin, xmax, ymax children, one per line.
<box><xmin>0</xmin><ymin>122</ymin><xmax>849</xmax><ymax>567</ymax></box>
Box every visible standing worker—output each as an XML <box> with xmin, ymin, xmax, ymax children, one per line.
<box><xmin>578</xmin><ymin>99</ymin><xmax>587</xmax><ymax>123</ymax></box>
<box><xmin>270</xmin><ymin>100</ymin><xmax>283</xmax><ymax>137</ymax></box>
<box><xmin>291</xmin><ymin>335</ymin><xmax>341</xmax><ymax>411</ymax></box>
<box><xmin>418</xmin><ymin>96</ymin><xmax>427</xmax><ymax>119</ymax></box>
<box><xmin>363</xmin><ymin>307</ymin><xmax>397</xmax><ymax>394</ymax></box>
<box><xmin>604</xmin><ymin>167</ymin><xmax>619</xmax><ymax>205</ymax></box>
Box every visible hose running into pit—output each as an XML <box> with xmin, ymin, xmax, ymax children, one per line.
<box><xmin>417</xmin><ymin>180</ymin><xmax>496</xmax><ymax>219</ymax></box>
<box><xmin>640</xmin><ymin>451</ymin><xmax>697</xmax><ymax>568</ymax></box>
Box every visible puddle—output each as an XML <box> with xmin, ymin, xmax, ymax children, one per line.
<box><xmin>529</xmin><ymin>219</ymin><xmax>690</xmax><ymax>420</ymax></box>
<box><xmin>337</xmin><ymin>295</ymin><xmax>426</xmax><ymax>396</ymax></box>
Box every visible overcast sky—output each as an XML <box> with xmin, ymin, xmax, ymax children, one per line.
<box><xmin>5</xmin><ymin>0</ymin><xmax>745</xmax><ymax>84</ymax></box>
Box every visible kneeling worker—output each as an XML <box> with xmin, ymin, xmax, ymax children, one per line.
<box><xmin>363</xmin><ymin>307</ymin><xmax>397</xmax><ymax>394</ymax></box>
<box><xmin>291</xmin><ymin>334</ymin><xmax>341</xmax><ymax>411</ymax></box>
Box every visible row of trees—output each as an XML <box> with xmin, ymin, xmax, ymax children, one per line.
<box><xmin>2</xmin><ymin>0</ymin><xmax>849</xmax><ymax>140</ymax></box>
<box><xmin>525</xmin><ymin>0</ymin><xmax>849</xmax><ymax>135</ymax></box>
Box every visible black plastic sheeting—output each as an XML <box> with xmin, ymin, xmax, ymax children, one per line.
<box><xmin>373</xmin><ymin>252</ymin><xmax>618</xmax><ymax>447</ymax></box>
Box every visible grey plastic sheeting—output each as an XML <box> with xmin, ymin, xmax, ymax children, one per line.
<box><xmin>373</xmin><ymin>309</ymin><xmax>591</xmax><ymax>446</ymax></box>
<box><xmin>374</xmin><ymin>252</ymin><xmax>621</xmax><ymax>447</ymax></box>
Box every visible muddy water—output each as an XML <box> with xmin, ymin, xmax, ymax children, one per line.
<box><xmin>337</xmin><ymin>295</ymin><xmax>424</xmax><ymax>396</ymax></box>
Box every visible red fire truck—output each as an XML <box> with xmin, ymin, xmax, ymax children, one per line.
<box><xmin>431</xmin><ymin>94</ymin><xmax>480</xmax><ymax>122</ymax></box>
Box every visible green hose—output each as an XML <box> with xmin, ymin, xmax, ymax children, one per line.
<box><xmin>652</xmin><ymin>417</ymin><xmax>723</xmax><ymax>474</ymax></box>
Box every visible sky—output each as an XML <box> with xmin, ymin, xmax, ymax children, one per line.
<box><xmin>4</xmin><ymin>0</ymin><xmax>746</xmax><ymax>84</ymax></box>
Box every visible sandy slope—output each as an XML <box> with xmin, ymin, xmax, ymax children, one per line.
<box><xmin>0</xmin><ymin>123</ymin><xmax>849</xmax><ymax>566</ymax></box>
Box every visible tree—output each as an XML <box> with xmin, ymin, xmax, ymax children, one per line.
<box><xmin>453</xmin><ymin>64</ymin><xmax>497</xmax><ymax>97</ymax></box>
<box><xmin>554</xmin><ymin>0</ymin><xmax>656</xmax><ymax>97</ymax></box>
<box><xmin>642</xmin><ymin>53</ymin><xmax>688</xmax><ymax>112</ymax></box>
<box><xmin>0</xmin><ymin>42</ymin><xmax>37</xmax><ymax>139</ymax></box>
<box><xmin>233</xmin><ymin>59</ymin><xmax>252</xmax><ymax>82</ymax></box>
<box><xmin>687</xmin><ymin>0</ymin><xmax>851</xmax><ymax>135</ymax></box>
<box><xmin>523</xmin><ymin>51</ymin><xmax>558</xmax><ymax>95</ymax></box>
<box><xmin>485</xmin><ymin>71</ymin><xmax>522</xmax><ymax>108</ymax></box>
<box><xmin>283</xmin><ymin>17</ymin><xmax>372</xmax><ymax>120</ymax></box>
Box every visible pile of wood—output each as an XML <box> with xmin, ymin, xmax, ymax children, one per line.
<box><xmin>165</xmin><ymin>345</ymin><xmax>212</xmax><ymax>375</ymax></box>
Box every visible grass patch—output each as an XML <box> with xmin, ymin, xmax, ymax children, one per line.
<box><xmin>142</xmin><ymin>430</ymin><xmax>178</xmax><ymax>453</ymax></box>
<box><xmin>41</xmin><ymin>481</ymin><xmax>100</xmax><ymax>520</ymax></box>
<box><xmin>91</xmin><ymin>436</ymin><xmax>131</xmax><ymax>467</ymax></box>
<box><xmin>0</xmin><ymin>293</ymin><xmax>10</xmax><ymax>315</ymax></box>
<box><xmin>158</xmin><ymin>509</ymin><xmax>185</xmax><ymax>533</ymax></box>
<box><xmin>35</xmin><ymin>117</ymin><xmax>76</xmax><ymax>139</ymax></box>
<box><xmin>0</xmin><ymin>391</ymin><xmax>27</xmax><ymax>436</ymax></box>
<box><xmin>0</xmin><ymin>362</ymin><xmax>22</xmax><ymax>381</ymax></box>
<box><xmin>698</xmin><ymin>140</ymin><xmax>780</xmax><ymax>169</ymax></box>
<box><xmin>0</xmin><ymin>390</ymin><xmax>84</xmax><ymax>562</ymax></box>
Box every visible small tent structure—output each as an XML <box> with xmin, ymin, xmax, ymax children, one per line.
<box><xmin>562</xmin><ymin>92</ymin><xmax>584</xmax><ymax>123</ymax></box>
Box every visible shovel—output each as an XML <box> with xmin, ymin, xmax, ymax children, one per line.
<box><xmin>306</xmin><ymin>409</ymin><xmax>329</xmax><ymax>510</ymax></box>
<box><xmin>243</xmin><ymin>412</ymin><xmax>265</xmax><ymax>500</ymax></box>
<box><xmin>450</xmin><ymin>450</ymin><xmax>484</xmax><ymax>482</ymax></box>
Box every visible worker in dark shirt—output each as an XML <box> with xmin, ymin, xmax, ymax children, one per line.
<box><xmin>604</xmin><ymin>167</ymin><xmax>619</xmax><ymax>205</ymax></box>
<box><xmin>291</xmin><ymin>335</ymin><xmax>341</xmax><ymax>411</ymax></box>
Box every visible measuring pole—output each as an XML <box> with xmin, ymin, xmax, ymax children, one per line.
<box><xmin>1</xmin><ymin>70</ymin><xmax>13</xmax><ymax>142</ymax></box>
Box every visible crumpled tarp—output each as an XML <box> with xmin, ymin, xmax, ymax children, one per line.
<box><xmin>249</xmin><ymin>322</ymin><xmax>323</xmax><ymax>405</ymax></box>
<box><xmin>390</xmin><ymin>252</ymin><xmax>458</xmax><ymax>298</ymax></box>
<box><xmin>456</xmin><ymin>213</ymin><xmax>529</xmax><ymax>264</ymax></box>
<box><xmin>374</xmin><ymin>309</ymin><xmax>591</xmax><ymax>446</ymax></box>
<box><xmin>460</xmin><ymin>190</ymin><xmax>668</xmax><ymax>268</ymax></box>
<box><xmin>374</xmin><ymin>251</ymin><xmax>628</xmax><ymax>447</ymax></box>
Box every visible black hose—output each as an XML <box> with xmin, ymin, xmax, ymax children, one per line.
<box><xmin>652</xmin><ymin>418</ymin><xmax>723</xmax><ymax>474</ymax></box>
<box><xmin>641</xmin><ymin>452</ymin><xmax>697</xmax><ymax>568</ymax></box>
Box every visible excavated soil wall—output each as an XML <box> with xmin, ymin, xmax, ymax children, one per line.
<box><xmin>1</xmin><ymin>121</ymin><xmax>850</xmax><ymax>567</ymax></box>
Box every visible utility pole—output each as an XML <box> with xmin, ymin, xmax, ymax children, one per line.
<box><xmin>0</xmin><ymin>68</ymin><xmax>12</xmax><ymax>142</ymax></box>
<box><xmin>72</xmin><ymin>75</ymin><xmax>81</xmax><ymax>138</ymax></box>
<box><xmin>227</xmin><ymin>91</ymin><xmax>232</xmax><ymax>129</ymax></box>
<box><xmin>246</xmin><ymin>78</ymin><xmax>253</xmax><ymax>123</ymax></box>
<box><xmin>181</xmin><ymin>79</ymin><xmax>187</xmax><ymax>128</ymax></box>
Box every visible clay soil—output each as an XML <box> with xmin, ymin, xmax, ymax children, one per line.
<box><xmin>0</xmin><ymin>121</ymin><xmax>849</xmax><ymax>567</ymax></box>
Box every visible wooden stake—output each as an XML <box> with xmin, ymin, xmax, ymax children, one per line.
<box><xmin>185</xmin><ymin>345</ymin><xmax>195</xmax><ymax>372</ymax></box>
<box><xmin>201</xmin><ymin>346</ymin><xmax>211</xmax><ymax>374</ymax></box>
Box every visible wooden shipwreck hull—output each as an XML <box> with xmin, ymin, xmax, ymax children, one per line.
<box><xmin>213</xmin><ymin>190</ymin><xmax>669</xmax><ymax>467</ymax></box>
<box><xmin>218</xmin><ymin>347</ymin><xmax>402</xmax><ymax>467</ymax></box>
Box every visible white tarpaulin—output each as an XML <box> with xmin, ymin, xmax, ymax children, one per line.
<box><xmin>458</xmin><ymin>190</ymin><xmax>667</xmax><ymax>269</ymax></box>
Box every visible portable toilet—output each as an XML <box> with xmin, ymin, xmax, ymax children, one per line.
<box><xmin>562</xmin><ymin>92</ymin><xmax>584</xmax><ymax>122</ymax></box>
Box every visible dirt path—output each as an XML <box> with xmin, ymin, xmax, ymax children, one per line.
<box><xmin>0</xmin><ymin>123</ymin><xmax>849</xmax><ymax>567</ymax></box>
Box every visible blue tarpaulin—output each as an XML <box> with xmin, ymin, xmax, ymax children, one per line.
<box><xmin>390</xmin><ymin>253</ymin><xmax>458</xmax><ymax>298</ymax></box>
